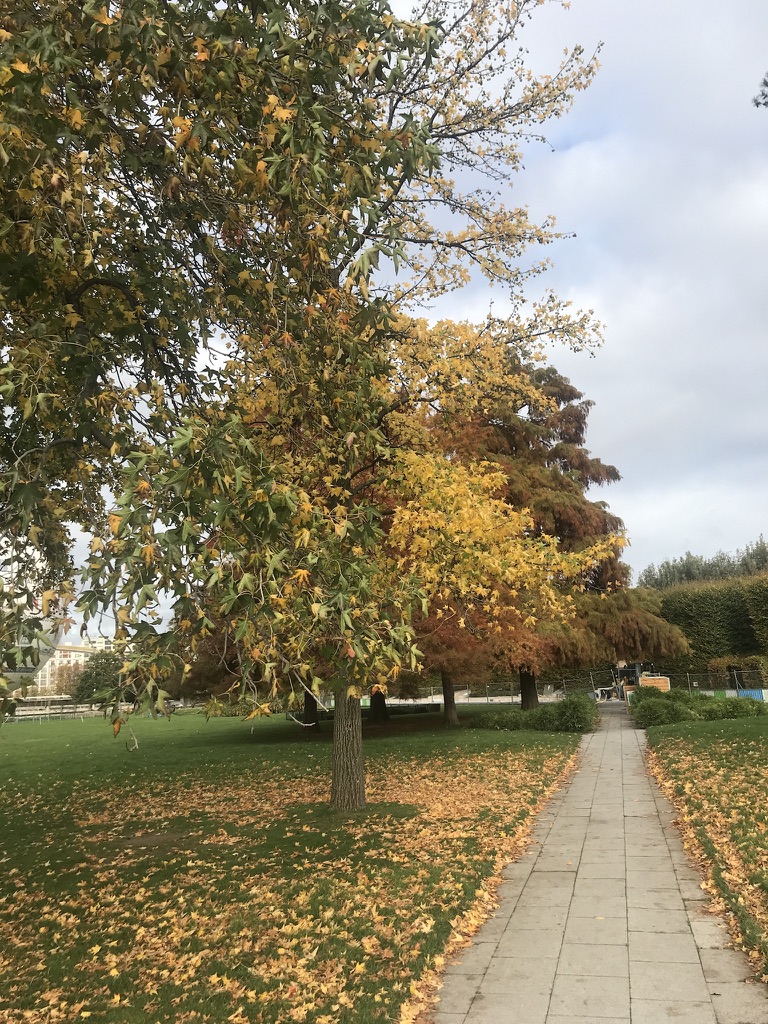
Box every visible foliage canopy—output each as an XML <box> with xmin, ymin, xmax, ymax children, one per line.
<box><xmin>2</xmin><ymin>0</ymin><xmax>613</xmax><ymax>806</ymax></box>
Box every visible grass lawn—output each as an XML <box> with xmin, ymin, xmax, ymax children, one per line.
<box><xmin>646</xmin><ymin>717</ymin><xmax>768</xmax><ymax>978</ymax></box>
<box><xmin>0</xmin><ymin>709</ymin><xmax>578</xmax><ymax>1023</ymax></box>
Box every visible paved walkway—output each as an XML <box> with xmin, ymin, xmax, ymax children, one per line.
<box><xmin>433</xmin><ymin>702</ymin><xmax>768</xmax><ymax>1024</ymax></box>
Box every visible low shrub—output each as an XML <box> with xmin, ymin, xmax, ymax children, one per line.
<box><xmin>471</xmin><ymin>708</ymin><xmax>525</xmax><ymax>731</ymax></box>
<box><xmin>524</xmin><ymin>704</ymin><xmax>560</xmax><ymax>731</ymax></box>
<box><xmin>696</xmin><ymin>696</ymin><xmax>768</xmax><ymax>720</ymax></box>
<box><xmin>665</xmin><ymin>688</ymin><xmax>703</xmax><ymax>706</ymax></box>
<box><xmin>630</xmin><ymin>688</ymin><xmax>768</xmax><ymax>727</ymax></box>
<box><xmin>630</xmin><ymin>686</ymin><xmax>702</xmax><ymax>707</ymax></box>
<box><xmin>632</xmin><ymin>698</ymin><xmax>696</xmax><ymax>729</ymax></box>
<box><xmin>629</xmin><ymin>686</ymin><xmax>669</xmax><ymax>705</ymax></box>
<box><xmin>553</xmin><ymin>693</ymin><xmax>600</xmax><ymax>732</ymax></box>
<box><xmin>472</xmin><ymin>694</ymin><xmax>598</xmax><ymax>734</ymax></box>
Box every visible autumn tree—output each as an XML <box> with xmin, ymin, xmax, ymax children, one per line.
<box><xmin>384</xmin><ymin>439</ymin><xmax>620</xmax><ymax>722</ymax></box>
<box><xmin>425</xmin><ymin>359</ymin><xmax>690</xmax><ymax>698</ymax></box>
<box><xmin>2</xmin><ymin>0</ymin><xmax>608</xmax><ymax>809</ymax></box>
<box><xmin>532</xmin><ymin>588</ymin><xmax>689</xmax><ymax>680</ymax></box>
<box><xmin>418</xmin><ymin>359</ymin><xmax>627</xmax><ymax>708</ymax></box>
<box><xmin>0</xmin><ymin>0</ymin><xmax>442</xmax><ymax>671</ymax></box>
<box><xmin>52</xmin><ymin>661</ymin><xmax>82</xmax><ymax>697</ymax></box>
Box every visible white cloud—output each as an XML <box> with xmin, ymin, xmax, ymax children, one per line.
<box><xmin>390</xmin><ymin>2</ymin><xmax>768</xmax><ymax>580</ymax></box>
<box><xmin>487</xmin><ymin>0</ymin><xmax>768</xmax><ymax>579</ymax></box>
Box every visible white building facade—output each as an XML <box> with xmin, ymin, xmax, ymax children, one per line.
<box><xmin>31</xmin><ymin>637</ymin><xmax>116</xmax><ymax>695</ymax></box>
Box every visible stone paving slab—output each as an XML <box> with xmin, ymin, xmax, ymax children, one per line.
<box><xmin>430</xmin><ymin>703</ymin><xmax>768</xmax><ymax>1023</ymax></box>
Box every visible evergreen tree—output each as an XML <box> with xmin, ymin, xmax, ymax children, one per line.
<box><xmin>638</xmin><ymin>537</ymin><xmax>768</xmax><ymax>589</ymax></box>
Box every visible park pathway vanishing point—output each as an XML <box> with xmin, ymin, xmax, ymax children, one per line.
<box><xmin>432</xmin><ymin>702</ymin><xmax>768</xmax><ymax>1024</ymax></box>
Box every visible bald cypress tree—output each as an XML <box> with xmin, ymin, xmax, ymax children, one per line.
<box><xmin>432</xmin><ymin>362</ymin><xmax>628</xmax><ymax>706</ymax></box>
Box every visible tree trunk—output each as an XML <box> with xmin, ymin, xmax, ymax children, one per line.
<box><xmin>369</xmin><ymin>688</ymin><xmax>389</xmax><ymax>723</ymax></box>
<box><xmin>441</xmin><ymin>667</ymin><xmax>460</xmax><ymax>727</ymax></box>
<box><xmin>330</xmin><ymin>687</ymin><xmax>366</xmax><ymax>811</ymax></box>
<box><xmin>303</xmin><ymin>689</ymin><xmax>320</xmax><ymax>731</ymax></box>
<box><xmin>519</xmin><ymin>667</ymin><xmax>539</xmax><ymax>710</ymax></box>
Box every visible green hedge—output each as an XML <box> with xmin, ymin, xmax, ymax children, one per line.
<box><xmin>471</xmin><ymin>694</ymin><xmax>599</xmax><ymax>734</ymax></box>
<box><xmin>657</xmin><ymin>574</ymin><xmax>768</xmax><ymax>673</ymax></box>
<box><xmin>744</xmin><ymin>576</ymin><xmax>768</xmax><ymax>653</ymax></box>
<box><xmin>630</xmin><ymin>688</ymin><xmax>768</xmax><ymax>729</ymax></box>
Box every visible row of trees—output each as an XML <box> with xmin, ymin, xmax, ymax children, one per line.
<box><xmin>176</xmin><ymin>359</ymin><xmax>689</xmax><ymax>719</ymax></box>
<box><xmin>638</xmin><ymin>537</ymin><xmax>768</xmax><ymax>590</ymax></box>
<box><xmin>0</xmin><ymin>0</ymin><xmax>684</xmax><ymax>808</ymax></box>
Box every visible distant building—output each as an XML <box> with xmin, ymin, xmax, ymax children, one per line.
<box><xmin>31</xmin><ymin>636</ymin><xmax>116</xmax><ymax>695</ymax></box>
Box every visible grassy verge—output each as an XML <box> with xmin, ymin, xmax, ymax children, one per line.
<box><xmin>1</xmin><ymin>711</ymin><xmax>578</xmax><ymax>1023</ymax></box>
<box><xmin>646</xmin><ymin>717</ymin><xmax>768</xmax><ymax>978</ymax></box>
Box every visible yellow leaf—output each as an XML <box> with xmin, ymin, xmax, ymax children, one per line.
<box><xmin>243</xmin><ymin>703</ymin><xmax>272</xmax><ymax>721</ymax></box>
<box><xmin>292</xmin><ymin>568</ymin><xmax>311</xmax><ymax>587</ymax></box>
<box><xmin>91</xmin><ymin>7</ymin><xmax>116</xmax><ymax>25</ymax></box>
<box><xmin>66</xmin><ymin>108</ymin><xmax>85</xmax><ymax>130</ymax></box>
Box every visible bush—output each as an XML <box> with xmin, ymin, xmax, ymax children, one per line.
<box><xmin>471</xmin><ymin>708</ymin><xmax>525</xmax><ymax>731</ymax></box>
<box><xmin>696</xmin><ymin>696</ymin><xmax>768</xmax><ymax>720</ymax></box>
<box><xmin>665</xmin><ymin>688</ymin><xmax>700</xmax><ymax>705</ymax></box>
<box><xmin>524</xmin><ymin>704</ymin><xmax>560</xmax><ymax>731</ymax></box>
<box><xmin>630</xmin><ymin>688</ymin><xmax>768</xmax><ymax>727</ymax></box>
<box><xmin>632</xmin><ymin>698</ymin><xmax>696</xmax><ymax>729</ymax></box>
<box><xmin>628</xmin><ymin>685</ymin><xmax>669</xmax><ymax>705</ymax></box>
<box><xmin>555</xmin><ymin>693</ymin><xmax>600</xmax><ymax>732</ymax></box>
<box><xmin>471</xmin><ymin>694</ymin><xmax>598</xmax><ymax>734</ymax></box>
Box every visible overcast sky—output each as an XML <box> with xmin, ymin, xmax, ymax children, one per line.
<box><xmin>409</xmin><ymin>0</ymin><xmax>768</xmax><ymax>581</ymax></box>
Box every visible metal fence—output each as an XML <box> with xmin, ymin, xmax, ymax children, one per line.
<box><xmin>668</xmin><ymin>670</ymin><xmax>765</xmax><ymax>692</ymax></box>
<box><xmin>3</xmin><ymin>701</ymin><xmax>102</xmax><ymax>723</ymax></box>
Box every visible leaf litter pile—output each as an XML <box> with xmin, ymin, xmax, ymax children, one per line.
<box><xmin>647</xmin><ymin>718</ymin><xmax>768</xmax><ymax>977</ymax></box>
<box><xmin>0</xmin><ymin>718</ymin><xmax>578</xmax><ymax>1023</ymax></box>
